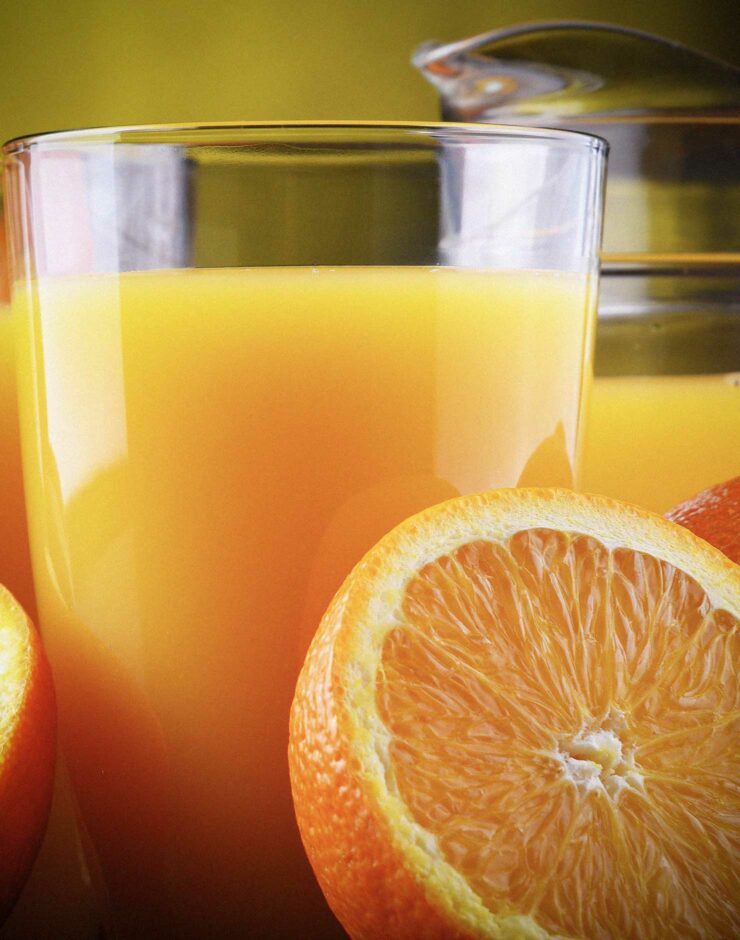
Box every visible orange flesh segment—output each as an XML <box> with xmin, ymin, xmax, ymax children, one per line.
<box><xmin>377</xmin><ymin>528</ymin><xmax>739</xmax><ymax>939</ymax></box>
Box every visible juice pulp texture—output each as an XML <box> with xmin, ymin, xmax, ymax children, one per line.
<box><xmin>584</xmin><ymin>373</ymin><xmax>740</xmax><ymax>513</ymax></box>
<box><xmin>16</xmin><ymin>266</ymin><xmax>593</xmax><ymax>938</ymax></box>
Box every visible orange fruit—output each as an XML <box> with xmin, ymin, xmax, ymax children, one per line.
<box><xmin>666</xmin><ymin>476</ymin><xmax>740</xmax><ymax>564</ymax></box>
<box><xmin>289</xmin><ymin>488</ymin><xmax>739</xmax><ymax>940</ymax></box>
<box><xmin>0</xmin><ymin>585</ymin><xmax>56</xmax><ymax>922</ymax></box>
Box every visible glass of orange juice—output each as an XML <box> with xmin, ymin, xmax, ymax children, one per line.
<box><xmin>3</xmin><ymin>123</ymin><xmax>606</xmax><ymax>938</ymax></box>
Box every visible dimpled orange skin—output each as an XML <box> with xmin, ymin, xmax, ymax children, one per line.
<box><xmin>666</xmin><ymin>476</ymin><xmax>740</xmax><ymax>564</ymax></box>
<box><xmin>289</xmin><ymin>580</ymin><xmax>474</xmax><ymax>940</ymax></box>
<box><xmin>0</xmin><ymin>588</ymin><xmax>56</xmax><ymax>923</ymax></box>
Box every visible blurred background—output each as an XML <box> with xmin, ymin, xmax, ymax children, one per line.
<box><xmin>0</xmin><ymin>0</ymin><xmax>738</xmax><ymax>144</ymax></box>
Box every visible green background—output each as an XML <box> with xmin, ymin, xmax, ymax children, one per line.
<box><xmin>0</xmin><ymin>0</ymin><xmax>738</xmax><ymax>146</ymax></box>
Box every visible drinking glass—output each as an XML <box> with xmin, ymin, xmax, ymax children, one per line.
<box><xmin>3</xmin><ymin>122</ymin><xmax>605</xmax><ymax>938</ymax></box>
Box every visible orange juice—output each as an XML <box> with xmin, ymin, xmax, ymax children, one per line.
<box><xmin>15</xmin><ymin>265</ymin><xmax>594</xmax><ymax>938</ymax></box>
<box><xmin>0</xmin><ymin>318</ymin><xmax>104</xmax><ymax>938</ymax></box>
<box><xmin>0</xmin><ymin>209</ymin><xmax>34</xmax><ymax>615</ymax></box>
<box><xmin>580</xmin><ymin>261</ymin><xmax>740</xmax><ymax>513</ymax></box>
<box><xmin>0</xmin><ymin>320</ymin><xmax>102</xmax><ymax>938</ymax></box>
<box><xmin>0</xmin><ymin>311</ymin><xmax>35</xmax><ymax>617</ymax></box>
<box><xmin>584</xmin><ymin>372</ymin><xmax>740</xmax><ymax>512</ymax></box>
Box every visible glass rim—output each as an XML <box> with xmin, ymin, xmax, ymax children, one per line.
<box><xmin>2</xmin><ymin>119</ymin><xmax>608</xmax><ymax>155</ymax></box>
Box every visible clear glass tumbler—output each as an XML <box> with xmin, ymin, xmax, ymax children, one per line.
<box><xmin>3</xmin><ymin>122</ymin><xmax>606</xmax><ymax>939</ymax></box>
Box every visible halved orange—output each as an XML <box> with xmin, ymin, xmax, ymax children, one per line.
<box><xmin>289</xmin><ymin>489</ymin><xmax>739</xmax><ymax>940</ymax></box>
<box><xmin>0</xmin><ymin>585</ymin><xmax>56</xmax><ymax>921</ymax></box>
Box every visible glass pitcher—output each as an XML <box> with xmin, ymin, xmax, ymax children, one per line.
<box><xmin>415</xmin><ymin>21</ymin><xmax>740</xmax><ymax>511</ymax></box>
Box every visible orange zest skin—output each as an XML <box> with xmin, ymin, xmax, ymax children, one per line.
<box><xmin>289</xmin><ymin>489</ymin><xmax>740</xmax><ymax>940</ymax></box>
<box><xmin>0</xmin><ymin>586</ymin><xmax>56</xmax><ymax>922</ymax></box>
<box><xmin>666</xmin><ymin>476</ymin><xmax>740</xmax><ymax>564</ymax></box>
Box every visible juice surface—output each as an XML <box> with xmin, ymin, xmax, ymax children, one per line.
<box><xmin>15</xmin><ymin>266</ymin><xmax>593</xmax><ymax>938</ymax></box>
<box><xmin>583</xmin><ymin>372</ymin><xmax>740</xmax><ymax>513</ymax></box>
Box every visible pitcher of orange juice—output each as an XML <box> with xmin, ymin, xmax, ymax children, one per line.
<box><xmin>415</xmin><ymin>21</ymin><xmax>740</xmax><ymax>511</ymax></box>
